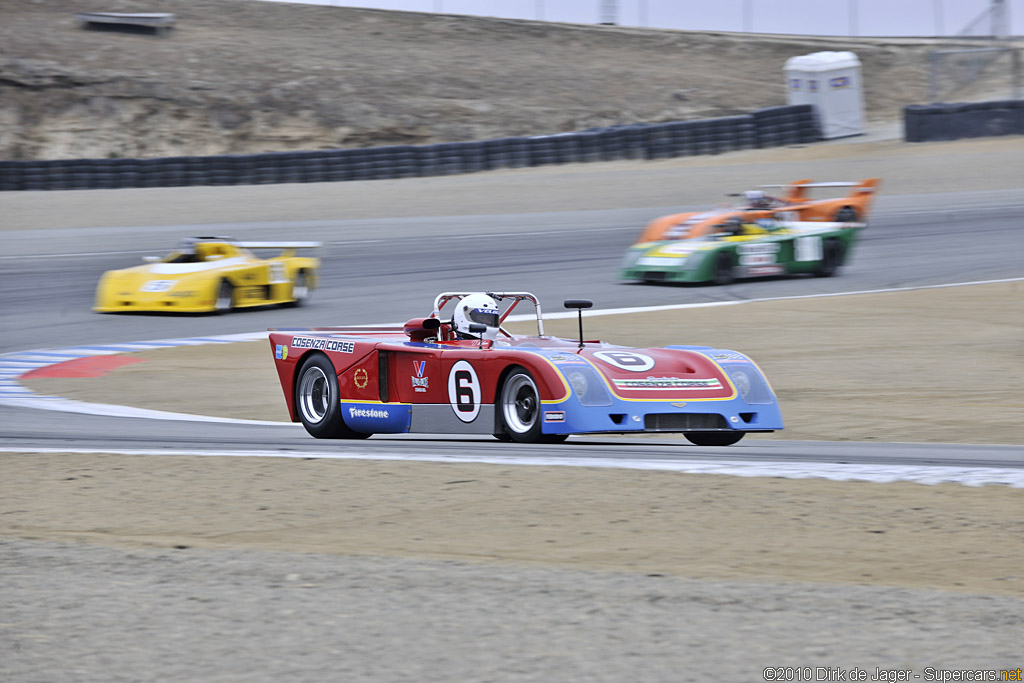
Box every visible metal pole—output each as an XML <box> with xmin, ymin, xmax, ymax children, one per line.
<box><xmin>536</xmin><ymin>0</ymin><xmax>544</xmax><ymax>21</ymax></box>
<box><xmin>928</xmin><ymin>51</ymin><xmax>939</xmax><ymax>103</ymax></box>
<box><xmin>743</xmin><ymin>0</ymin><xmax>752</xmax><ymax>32</ymax></box>
<box><xmin>1013</xmin><ymin>48</ymin><xmax>1022</xmax><ymax>99</ymax></box>
<box><xmin>992</xmin><ymin>0</ymin><xmax>1008</xmax><ymax>40</ymax></box>
<box><xmin>934</xmin><ymin>0</ymin><xmax>944</xmax><ymax>35</ymax></box>
<box><xmin>849</xmin><ymin>0</ymin><xmax>858</xmax><ymax>36</ymax></box>
<box><xmin>639</xmin><ymin>0</ymin><xmax>647</xmax><ymax>27</ymax></box>
<box><xmin>600</xmin><ymin>0</ymin><xmax>617</xmax><ymax>25</ymax></box>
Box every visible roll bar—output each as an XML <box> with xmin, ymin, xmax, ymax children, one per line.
<box><xmin>432</xmin><ymin>292</ymin><xmax>545</xmax><ymax>337</ymax></box>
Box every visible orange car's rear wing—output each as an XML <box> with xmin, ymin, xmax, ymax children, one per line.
<box><xmin>767</xmin><ymin>178</ymin><xmax>881</xmax><ymax>203</ymax></box>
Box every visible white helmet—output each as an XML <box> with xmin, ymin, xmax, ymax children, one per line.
<box><xmin>744</xmin><ymin>190</ymin><xmax>766</xmax><ymax>204</ymax></box>
<box><xmin>452</xmin><ymin>293</ymin><xmax>500</xmax><ymax>340</ymax></box>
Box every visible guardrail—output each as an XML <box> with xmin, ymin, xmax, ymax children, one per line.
<box><xmin>0</xmin><ymin>105</ymin><xmax>819</xmax><ymax>191</ymax></box>
<box><xmin>904</xmin><ymin>99</ymin><xmax>1024</xmax><ymax>142</ymax></box>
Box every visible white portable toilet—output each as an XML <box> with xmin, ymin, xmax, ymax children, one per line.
<box><xmin>784</xmin><ymin>51</ymin><xmax>864</xmax><ymax>139</ymax></box>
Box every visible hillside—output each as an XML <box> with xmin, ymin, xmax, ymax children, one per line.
<box><xmin>0</xmin><ymin>0</ymin><xmax>1016</xmax><ymax>160</ymax></box>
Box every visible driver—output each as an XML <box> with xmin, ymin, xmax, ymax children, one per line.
<box><xmin>743</xmin><ymin>190</ymin><xmax>775</xmax><ymax>209</ymax></box>
<box><xmin>168</xmin><ymin>237</ymin><xmax>200</xmax><ymax>263</ymax></box>
<box><xmin>452</xmin><ymin>292</ymin><xmax>501</xmax><ymax>341</ymax></box>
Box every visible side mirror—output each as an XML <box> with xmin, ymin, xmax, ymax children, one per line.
<box><xmin>423</xmin><ymin>318</ymin><xmax>441</xmax><ymax>331</ymax></box>
<box><xmin>467</xmin><ymin>323</ymin><xmax>491</xmax><ymax>348</ymax></box>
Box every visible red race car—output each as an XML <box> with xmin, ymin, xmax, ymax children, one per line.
<box><xmin>268</xmin><ymin>292</ymin><xmax>782</xmax><ymax>446</ymax></box>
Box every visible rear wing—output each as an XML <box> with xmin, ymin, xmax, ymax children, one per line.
<box><xmin>237</xmin><ymin>241</ymin><xmax>322</xmax><ymax>249</ymax></box>
<box><xmin>764</xmin><ymin>178</ymin><xmax>881</xmax><ymax>203</ymax></box>
<box><xmin>238</xmin><ymin>241</ymin><xmax>322</xmax><ymax>258</ymax></box>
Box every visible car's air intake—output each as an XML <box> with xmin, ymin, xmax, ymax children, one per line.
<box><xmin>643</xmin><ymin>413</ymin><xmax>730</xmax><ymax>431</ymax></box>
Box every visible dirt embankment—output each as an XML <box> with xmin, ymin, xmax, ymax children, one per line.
<box><xmin>1</xmin><ymin>0</ymin><xmax>1014</xmax><ymax>160</ymax></box>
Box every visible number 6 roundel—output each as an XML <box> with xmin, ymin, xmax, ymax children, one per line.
<box><xmin>448</xmin><ymin>360</ymin><xmax>481</xmax><ymax>422</ymax></box>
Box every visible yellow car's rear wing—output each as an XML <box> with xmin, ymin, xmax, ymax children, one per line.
<box><xmin>237</xmin><ymin>242</ymin><xmax>323</xmax><ymax>249</ymax></box>
<box><xmin>237</xmin><ymin>241</ymin><xmax>323</xmax><ymax>258</ymax></box>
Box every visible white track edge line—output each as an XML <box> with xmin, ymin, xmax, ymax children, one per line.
<box><xmin>2</xmin><ymin>447</ymin><xmax>1021</xmax><ymax>487</ymax></box>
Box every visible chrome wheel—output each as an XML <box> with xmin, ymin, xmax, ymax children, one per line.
<box><xmin>298</xmin><ymin>365</ymin><xmax>330</xmax><ymax>424</ymax></box>
<box><xmin>501</xmin><ymin>372</ymin><xmax>539</xmax><ymax>436</ymax></box>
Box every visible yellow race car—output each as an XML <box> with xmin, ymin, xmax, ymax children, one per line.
<box><xmin>94</xmin><ymin>236</ymin><xmax>321</xmax><ymax>313</ymax></box>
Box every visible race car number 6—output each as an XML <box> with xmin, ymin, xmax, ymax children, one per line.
<box><xmin>592</xmin><ymin>350</ymin><xmax>655</xmax><ymax>372</ymax></box>
<box><xmin>448</xmin><ymin>360</ymin><xmax>481</xmax><ymax>422</ymax></box>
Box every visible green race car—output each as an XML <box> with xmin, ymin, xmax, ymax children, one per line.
<box><xmin>619</xmin><ymin>219</ymin><xmax>864</xmax><ymax>285</ymax></box>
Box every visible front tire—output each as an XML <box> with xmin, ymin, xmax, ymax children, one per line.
<box><xmin>295</xmin><ymin>353</ymin><xmax>371</xmax><ymax>439</ymax></box>
<box><xmin>214</xmin><ymin>280</ymin><xmax>234</xmax><ymax>314</ymax></box>
<box><xmin>684</xmin><ymin>432</ymin><xmax>745</xmax><ymax>446</ymax></box>
<box><xmin>814</xmin><ymin>238</ymin><xmax>843</xmax><ymax>278</ymax></box>
<box><xmin>497</xmin><ymin>369</ymin><xmax>566</xmax><ymax>444</ymax></box>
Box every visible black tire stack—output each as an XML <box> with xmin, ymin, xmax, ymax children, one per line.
<box><xmin>0</xmin><ymin>104</ymin><xmax>828</xmax><ymax>192</ymax></box>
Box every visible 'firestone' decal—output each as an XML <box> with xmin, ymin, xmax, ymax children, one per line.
<box><xmin>349</xmin><ymin>407</ymin><xmax>389</xmax><ymax>419</ymax></box>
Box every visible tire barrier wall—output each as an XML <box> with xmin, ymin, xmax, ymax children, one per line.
<box><xmin>0</xmin><ymin>105</ymin><xmax>819</xmax><ymax>192</ymax></box>
<box><xmin>904</xmin><ymin>99</ymin><xmax>1024</xmax><ymax>142</ymax></box>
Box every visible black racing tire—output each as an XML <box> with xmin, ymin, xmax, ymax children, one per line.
<box><xmin>684</xmin><ymin>431</ymin><xmax>745</xmax><ymax>446</ymax></box>
<box><xmin>835</xmin><ymin>206</ymin><xmax>858</xmax><ymax>223</ymax></box>
<box><xmin>711</xmin><ymin>251</ymin><xmax>735</xmax><ymax>286</ymax></box>
<box><xmin>289</xmin><ymin>270</ymin><xmax>310</xmax><ymax>307</ymax></box>
<box><xmin>214</xmin><ymin>280</ymin><xmax>234</xmax><ymax>314</ymax></box>
<box><xmin>294</xmin><ymin>353</ymin><xmax>371</xmax><ymax>439</ymax></box>
<box><xmin>814</xmin><ymin>238</ymin><xmax>843</xmax><ymax>278</ymax></box>
<box><xmin>497</xmin><ymin>368</ymin><xmax>566</xmax><ymax>444</ymax></box>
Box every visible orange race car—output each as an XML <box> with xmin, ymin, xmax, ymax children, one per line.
<box><xmin>635</xmin><ymin>178</ymin><xmax>881</xmax><ymax>244</ymax></box>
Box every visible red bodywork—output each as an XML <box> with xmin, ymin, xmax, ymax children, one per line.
<box><xmin>269</xmin><ymin>326</ymin><xmax>578</xmax><ymax>423</ymax></box>
<box><xmin>269</xmin><ymin>326</ymin><xmax>738</xmax><ymax>423</ymax></box>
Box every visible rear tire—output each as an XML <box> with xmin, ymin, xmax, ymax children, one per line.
<box><xmin>835</xmin><ymin>206</ymin><xmax>858</xmax><ymax>222</ymax></box>
<box><xmin>289</xmin><ymin>271</ymin><xmax>310</xmax><ymax>307</ymax></box>
<box><xmin>711</xmin><ymin>252</ymin><xmax>735</xmax><ymax>286</ymax></box>
<box><xmin>295</xmin><ymin>353</ymin><xmax>371</xmax><ymax>439</ymax></box>
<box><xmin>684</xmin><ymin>432</ymin><xmax>745</xmax><ymax>446</ymax></box>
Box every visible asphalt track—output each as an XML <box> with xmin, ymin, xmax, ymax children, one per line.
<box><xmin>2</xmin><ymin>188</ymin><xmax>1023</xmax><ymax>471</ymax></box>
